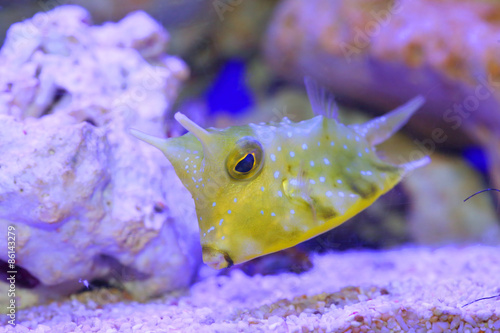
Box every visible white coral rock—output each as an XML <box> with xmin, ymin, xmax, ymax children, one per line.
<box><xmin>0</xmin><ymin>5</ymin><xmax>199</xmax><ymax>308</ymax></box>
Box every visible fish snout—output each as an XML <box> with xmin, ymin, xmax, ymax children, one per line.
<box><xmin>202</xmin><ymin>246</ymin><xmax>234</xmax><ymax>269</ymax></box>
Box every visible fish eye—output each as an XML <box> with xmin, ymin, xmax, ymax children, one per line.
<box><xmin>235</xmin><ymin>153</ymin><xmax>255</xmax><ymax>173</ymax></box>
<box><xmin>226</xmin><ymin>137</ymin><xmax>264</xmax><ymax>180</ymax></box>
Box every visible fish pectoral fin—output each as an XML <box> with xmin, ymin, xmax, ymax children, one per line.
<box><xmin>283</xmin><ymin>178</ymin><xmax>312</xmax><ymax>204</ymax></box>
<box><xmin>282</xmin><ymin>170</ymin><xmax>319</xmax><ymax>224</ymax></box>
<box><xmin>351</xmin><ymin>95</ymin><xmax>425</xmax><ymax>146</ymax></box>
<box><xmin>304</xmin><ymin>76</ymin><xmax>339</xmax><ymax>120</ymax></box>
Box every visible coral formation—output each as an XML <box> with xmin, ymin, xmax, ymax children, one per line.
<box><xmin>0</xmin><ymin>5</ymin><xmax>200</xmax><ymax>308</ymax></box>
<box><xmin>264</xmin><ymin>0</ymin><xmax>500</xmax><ymax>148</ymax></box>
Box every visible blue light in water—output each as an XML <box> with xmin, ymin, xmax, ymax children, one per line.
<box><xmin>206</xmin><ymin>59</ymin><xmax>254</xmax><ymax>115</ymax></box>
<box><xmin>463</xmin><ymin>146</ymin><xmax>488</xmax><ymax>176</ymax></box>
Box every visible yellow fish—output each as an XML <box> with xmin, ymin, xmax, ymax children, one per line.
<box><xmin>131</xmin><ymin>79</ymin><xmax>429</xmax><ymax>269</ymax></box>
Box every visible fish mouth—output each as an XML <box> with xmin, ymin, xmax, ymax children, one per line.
<box><xmin>202</xmin><ymin>246</ymin><xmax>234</xmax><ymax>269</ymax></box>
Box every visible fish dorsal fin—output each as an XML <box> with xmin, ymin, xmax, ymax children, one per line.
<box><xmin>352</xmin><ymin>96</ymin><xmax>425</xmax><ymax>146</ymax></box>
<box><xmin>304</xmin><ymin>76</ymin><xmax>339</xmax><ymax>120</ymax></box>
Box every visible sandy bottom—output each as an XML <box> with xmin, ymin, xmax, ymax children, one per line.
<box><xmin>2</xmin><ymin>245</ymin><xmax>500</xmax><ymax>332</ymax></box>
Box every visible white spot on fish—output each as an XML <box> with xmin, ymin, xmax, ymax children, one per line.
<box><xmin>358</xmin><ymin>152</ymin><xmax>363</xmax><ymax>157</ymax></box>
<box><xmin>290</xmin><ymin>151</ymin><xmax>295</xmax><ymax>157</ymax></box>
<box><xmin>278</xmin><ymin>190</ymin><xmax>283</xmax><ymax>197</ymax></box>
<box><xmin>317</xmin><ymin>141</ymin><xmax>321</xmax><ymax>146</ymax></box>
<box><xmin>278</xmin><ymin>146</ymin><xmax>282</xmax><ymax>151</ymax></box>
<box><xmin>365</xmin><ymin>148</ymin><xmax>370</xmax><ymax>153</ymax></box>
<box><xmin>326</xmin><ymin>191</ymin><xmax>333</xmax><ymax>197</ymax></box>
<box><xmin>261</xmin><ymin>186</ymin><xmax>265</xmax><ymax>192</ymax></box>
<box><xmin>343</xmin><ymin>145</ymin><xmax>348</xmax><ymax>150</ymax></box>
<box><xmin>309</xmin><ymin>179</ymin><xmax>316</xmax><ymax>184</ymax></box>
<box><xmin>207</xmin><ymin>226</ymin><xmax>214</xmax><ymax>233</ymax></box>
<box><xmin>228</xmin><ymin>210</ymin><xmax>231</xmax><ymax>214</ymax></box>
<box><xmin>287</xmin><ymin>131</ymin><xmax>292</xmax><ymax>138</ymax></box>
<box><xmin>324</xmin><ymin>158</ymin><xmax>330</xmax><ymax>165</ymax></box>
<box><xmin>274</xmin><ymin>171</ymin><xmax>280</xmax><ymax>179</ymax></box>
<box><xmin>221</xmin><ymin>236</ymin><xmax>225</xmax><ymax>240</ymax></box>
<box><xmin>212</xmin><ymin>202</ymin><xmax>216</xmax><ymax>207</ymax></box>
<box><xmin>355</xmin><ymin>136</ymin><xmax>360</xmax><ymax>142</ymax></box>
<box><xmin>330</xmin><ymin>141</ymin><xmax>335</xmax><ymax>146</ymax></box>
<box><xmin>302</xmin><ymin>144</ymin><xmax>308</xmax><ymax>150</ymax></box>
<box><xmin>271</xmin><ymin>212</ymin><xmax>276</xmax><ymax>216</ymax></box>
<box><xmin>320</xmin><ymin>177</ymin><xmax>326</xmax><ymax>183</ymax></box>
<box><xmin>270</xmin><ymin>154</ymin><xmax>276</xmax><ymax>162</ymax></box>
<box><xmin>290</xmin><ymin>209</ymin><xmax>295</xmax><ymax>215</ymax></box>
<box><xmin>338</xmin><ymin>191</ymin><xmax>345</xmax><ymax>197</ymax></box>
<box><xmin>337</xmin><ymin>179</ymin><xmax>342</xmax><ymax>184</ymax></box>
<box><xmin>261</xmin><ymin>210</ymin><xmax>264</xmax><ymax>215</ymax></box>
<box><xmin>219</xmin><ymin>219</ymin><xmax>223</xmax><ymax>225</ymax></box>
<box><xmin>234</xmin><ymin>198</ymin><xmax>237</xmax><ymax>203</ymax></box>
<box><xmin>185</xmin><ymin>157</ymin><xmax>189</xmax><ymax>162</ymax></box>
<box><xmin>310</xmin><ymin>161</ymin><xmax>315</xmax><ymax>167</ymax></box>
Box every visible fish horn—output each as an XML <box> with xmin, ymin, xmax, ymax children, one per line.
<box><xmin>354</xmin><ymin>96</ymin><xmax>425</xmax><ymax>146</ymax></box>
<box><xmin>130</xmin><ymin>128</ymin><xmax>170</xmax><ymax>151</ymax></box>
<box><xmin>174</xmin><ymin>113</ymin><xmax>214</xmax><ymax>146</ymax></box>
<box><xmin>400</xmin><ymin>155</ymin><xmax>431</xmax><ymax>174</ymax></box>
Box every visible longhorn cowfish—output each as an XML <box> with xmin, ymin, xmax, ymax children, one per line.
<box><xmin>131</xmin><ymin>79</ymin><xmax>430</xmax><ymax>269</ymax></box>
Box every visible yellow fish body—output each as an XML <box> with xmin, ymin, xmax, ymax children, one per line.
<box><xmin>131</xmin><ymin>80</ymin><xmax>429</xmax><ymax>269</ymax></box>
